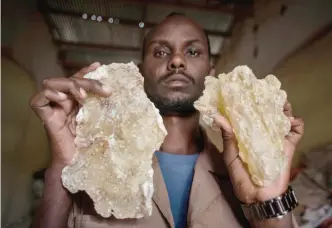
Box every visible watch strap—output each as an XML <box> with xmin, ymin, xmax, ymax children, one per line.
<box><xmin>241</xmin><ymin>186</ymin><xmax>299</xmax><ymax>220</ymax></box>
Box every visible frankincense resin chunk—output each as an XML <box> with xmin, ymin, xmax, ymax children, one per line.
<box><xmin>61</xmin><ymin>62</ymin><xmax>167</xmax><ymax>218</ymax></box>
<box><xmin>194</xmin><ymin>66</ymin><xmax>290</xmax><ymax>186</ymax></box>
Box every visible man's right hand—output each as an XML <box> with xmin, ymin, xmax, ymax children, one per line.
<box><xmin>30</xmin><ymin>62</ymin><xmax>111</xmax><ymax>166</ymax></box>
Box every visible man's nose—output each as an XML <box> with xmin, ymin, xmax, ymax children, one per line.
<box><xmin>167</xmin><ymin>53</ymin><xmax>186</xmax><ymax>71</ymax></box>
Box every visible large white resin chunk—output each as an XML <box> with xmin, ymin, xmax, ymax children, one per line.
<box><xmin>61</xmin><ymin>62</ymin><xmax>167</xmax><ymax>218</ymax></box>
<box><xmin>194</xmin><ymin>65</ymin><xmax>290</xmax><ymax>186</ymax></box>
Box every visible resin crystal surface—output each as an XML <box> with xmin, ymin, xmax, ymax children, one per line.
<box><xmin>194</xmin><ymin>66</ymin><xmax>290</xmax><ymax>186</ymax></box>
<box><xmin>61</xmin><ymin>62</ymin><xmax>167</xmax><ymax>218</ymax></box>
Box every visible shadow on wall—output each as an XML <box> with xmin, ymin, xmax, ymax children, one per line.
<box><xmin>274</xmin><ymin>30</ymin><xmax>332</xmax><ymax>166</ymax></box>
<box><xmin>1</xmin><ymin>57</ymin><xmax>50</xmax><ymax>228</ymax></box>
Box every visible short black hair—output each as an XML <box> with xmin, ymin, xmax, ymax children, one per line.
<box><xmin>142</xmin><ymin>12</ymin><xmax>211</xmax><ymax>60</ymax></box>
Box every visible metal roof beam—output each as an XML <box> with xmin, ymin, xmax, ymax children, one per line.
<box><xmin>106</xmin><ymin>0</ymin><xmax>252</xmax><ymax>15</ymax></box>
<box><xmin>44</xmin><ymin>7</ymin><xmax>233</xmax><ymax>37</ymax></box>
<box><xmin>56</xmin><ymin>40</ymin><xmax>141</xmax><ymax>52</ymax></box>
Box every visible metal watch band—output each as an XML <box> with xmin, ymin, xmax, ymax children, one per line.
<box><xmin>241</xmin><ymin>186</ymin><xmax>299</xmax><ymax>220</ymax></box>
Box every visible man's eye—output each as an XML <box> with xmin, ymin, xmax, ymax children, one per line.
<box><xmin>154</xmin><ymin>51</ymin><xmax>168</xmax><ymax>57</ymax></box>
<box><xmin>187</xmin><ymin>50</ymin><xmax>199</xmax><ymax>57</ymax></box>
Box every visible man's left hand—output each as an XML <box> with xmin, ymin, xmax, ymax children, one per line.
<box><xmin>214</xmin><ymin>101</ymin><xmax>304</xmax><ymax>204</ymax></box>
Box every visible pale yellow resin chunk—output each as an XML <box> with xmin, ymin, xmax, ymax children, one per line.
<box><xmin>61</xmin><ymin>62</ymin><xmax>167</xmax><ymax>218</ymax></box>
<box><xmin>194</xmin><ymin>66</ymin><xmax>290</xmax><ymax>186</ymax></box>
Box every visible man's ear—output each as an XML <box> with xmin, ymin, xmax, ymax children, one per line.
<box><xmin>209</xmin><ymin>66</ymin><xmax>216</xmax><ymax>77</ymax></box>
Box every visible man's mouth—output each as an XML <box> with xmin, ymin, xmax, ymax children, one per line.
<box><xmin>163</xmin><ymin>74</ymin><xmax>192</xmax><ymax>87</ymax></box>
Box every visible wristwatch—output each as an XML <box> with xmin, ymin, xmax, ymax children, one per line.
<box><xmin>241</xmin><ymin>186</ymin><xmax>299</xmax><ymax>220</ymax></box>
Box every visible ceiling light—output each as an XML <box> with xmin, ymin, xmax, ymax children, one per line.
<box><xmin>82</xmin><ymin>13</ymin><xmax>88</xmax><ymax>19</ymax></box>
<box><xmin>91</xmin><ymin>15</ymin><xmax>96</xmax><ymax>20</ymax></box>
<box><xmin>139</xmin><ymin>22</ymin><xmax>144</xmax><ymax>28</ymax></box>
<box><xmin>108</xmin><ymin>17</ymin><xmax>113</xmax><ymax>23</ymax></box>
<box><xmin>97</xmin><ymin>16</ymin><xmax>102</xmax><ymax>22</ymax></box>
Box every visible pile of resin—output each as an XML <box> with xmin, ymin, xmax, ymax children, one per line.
<box><xmin>194</xmin><ymin>65</ymin><xmax>290</xmax><ymax>186</ymax></box>
<box><xmin>61</xmin><ymin>62</ymin><xmax>167</xmax><ymax>218</ymax></box>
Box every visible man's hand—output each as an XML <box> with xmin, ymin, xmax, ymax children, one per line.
<box><xmin>213</xmin><ymin>101</ymin><xmax>304</xmax><ymax>204</ymax></box>
<box><xmin>30</xmin><ymin>62</ymin><xmax>111</xmax><ymax>166</ymax></box>
<box><xmin>30</xmin><ymin>62</ymin><xmax>112</xmax><ymax>228</ymax></box>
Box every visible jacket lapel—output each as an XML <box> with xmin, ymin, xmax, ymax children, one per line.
<box><xmin>187</xmin><ymin>143</ymin><xmax>226</xmax><ymax>225</ymax></box>
<box><xmin>152</xmin><ymin>155</ymin><xmax>175</xmax><ymax>228</ymax></box>
<box><xmin>187</xmin><ymin>141</ymin><xmax>249</xmax><ymax>227</ymax></box>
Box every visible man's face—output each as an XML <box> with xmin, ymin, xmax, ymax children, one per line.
<box><xmin>141</xmin><ymin>16</ymin><xmax>212</xmax><ymax>115</ymax></box>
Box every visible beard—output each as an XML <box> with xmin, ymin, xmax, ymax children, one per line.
<box><xmin>143</xmin><ymin>70</ymin><xmax>204</xmax><ymax>116</ymax></box>
<box><xmin>146</xmin><ymin>91</ymin><xmax>199</xmax><ymax>116</ymax></box>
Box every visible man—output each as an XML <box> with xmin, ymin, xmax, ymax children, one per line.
<box><xmin>30</xmin><ymin>13</ymin><xmax>304</xmax><ymax>228</ymax></box>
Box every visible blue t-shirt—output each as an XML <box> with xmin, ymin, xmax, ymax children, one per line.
<box><xmin>155</xmin><ymin>151</ymin><xmax>199</xmax><ymax>228</ymax></box>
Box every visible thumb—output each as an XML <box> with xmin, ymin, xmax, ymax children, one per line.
<box><xmin>213</xmin><ymin>114</ymin><xmax>239</xmax><ymax>165</ymax></box>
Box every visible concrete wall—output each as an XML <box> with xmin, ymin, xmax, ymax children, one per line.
<box><xmin>2</xmin><ymin>1</ymin><xmax>64</xmax><ymax>226</ymax></box>
<box><xmin>274</xmin><ymin>31</ymin><xmax>332</xmax><ymax>166</ymax></box>
<box><xmin>11</xmin><ymin>12</ymin><xmax>66</xmax><ymax>86</ymax></box>
<box><xmin>1</xmin><ymin>57</ymin><xmax>50</xmax><ymax>228</ymax></box>
<box><xmin>2</xmin><ymin>0</ymin><xmax>65</xmax><ymax>86</ymax></box>
<box><xmin>216</xmin><ymin>0</ymin><xmax>332</xmax><ymax>78</ymax></box>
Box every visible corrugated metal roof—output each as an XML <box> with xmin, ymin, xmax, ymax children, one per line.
<box><xmin>146</xmin><ymin>4</ymin><xmax>233</xmax><ymax>32</ymax></box>
<box><xmin>50</xmin><ymin>14</ymin><xmax>143</xmax><ymax>47</ymax></box>
<box><xmin>42</xmin><ymin>0</ymin><xmax>249</xmax><ymax>71</ymax></box>
<box><xmin>48</xmin><ymin>0</ymin><xmax>144</xmax><ymax>20</ymax></box>
<box><xmin>65</xmin><ymin>49</ymin><xmax>141</xmax><ymax>64</ymax></box>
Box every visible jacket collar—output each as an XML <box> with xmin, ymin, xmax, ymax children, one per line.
<box><xmin>152</xmin><ymin>128</ymin><xmax>228</xmax><ymax>176</ymax></box>
<box><xmin>152</xmin><ymin>155</ymin><xmax>175</xmax><ymax>228</ymax></box>
<box><xmin>195</xmin><ymin>137</ymin><xmax>228</xmax><ymax>177</ymax></box>
<box><xmin>187</xmin><ymin>139</ymin><xmax>230</xmax><ymax>225</ymax></box>
<box><xmin>151</xmin><ymin>129</ymin><xmax>229</xmax><ymax>227</ymax></box>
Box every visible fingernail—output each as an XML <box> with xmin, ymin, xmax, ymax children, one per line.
<box><xmin>102</xmin><ymin>85</ymin><xmax>112</xmax><ymax>93</ymax></box>
<box><xmin>289</xmin><ymin>116</ymin><xmax>295</xmax><ymax>121</ymax></box>
<box><xmin>89</xmin><ymin>62</ymin><xmax>100</xmax><ymax>68</ymax></box>
<box><xmin>79</xmin><ymin>88</ymin><xmax>87</xmax><ymax>97</ymax></box>
<box><xmin>57</xmin><ymin>92</ymin><xmax>67</xmax><ymax>99</ymax></box>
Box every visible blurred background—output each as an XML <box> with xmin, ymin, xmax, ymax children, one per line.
<box><xmin>1</xmin><ymin>0</ymin><xmax>332</xmax><ymax>227</ymax></box>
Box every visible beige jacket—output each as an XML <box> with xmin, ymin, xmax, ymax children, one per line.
<box><xmin>67</xmin><ymin>140</ymin><xmax>296</xmax><ymax>228</ymax></box>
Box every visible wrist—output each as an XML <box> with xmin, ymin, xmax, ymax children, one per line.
<box><xmin>254</xmin><ymin>185</ymin><xmax>289</xmax><ymax>203</ymax></box>
<box><xmin>239</xmin><ymin>185</ymin><xmax>289</xmax><ymax>204</ymax></box>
